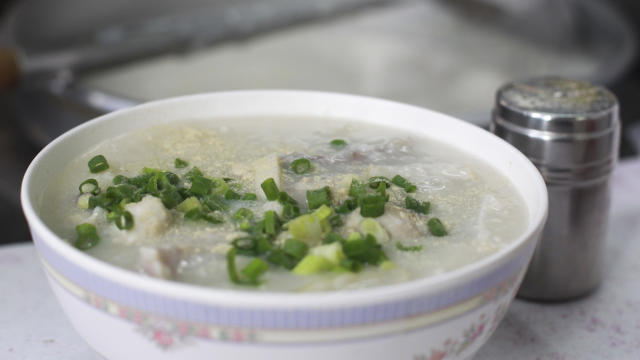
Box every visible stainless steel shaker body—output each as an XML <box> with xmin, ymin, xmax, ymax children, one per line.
<box><xmin>491</xmin><ymin>77</ymin><xmax>620</xmax><ymax>301</ymax></box>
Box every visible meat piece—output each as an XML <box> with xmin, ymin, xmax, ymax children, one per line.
<box><xmin>121</xmin><ymin>195</ymin><xmax>172</xmax><ymax>244</ymax></box>
<box><xmin>341</xmin><ymin>204</ymin><xmax>427</xmax><ymax>240</ymax></box>
<box><xmin>138</xmin><ymin>246</ymin><xmax>184</xmax><ymax>279</ymax></box>
<box><xmin>377</xmin><ymin>205</ymin><xmax>428</xmax><ymax>240</ymax></box>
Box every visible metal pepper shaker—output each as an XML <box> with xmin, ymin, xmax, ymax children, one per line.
<box><xmin>491</xmin><ymin>77</ymin><xmax>620</xmax><ymax>301</ymax></box>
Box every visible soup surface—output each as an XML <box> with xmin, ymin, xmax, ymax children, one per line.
<box><xmin>43</xmin><ymin>117</ymin><xmax>528</xmax><ymax>292</ymax></box>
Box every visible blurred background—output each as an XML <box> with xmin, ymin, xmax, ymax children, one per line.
<box><xmin>1</xmin><ymin>0</ymin><xmax>639</xmax><ymax>245</ymax></box>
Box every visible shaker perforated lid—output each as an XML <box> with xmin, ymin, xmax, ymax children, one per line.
<box><xmin>492</xmin><ymin>77</ymin><xmax>620</xmax><ymax>180</ymax></box>
<box><xmin>495</xmin><ymin>77</ymin><xmax>618</xmax><ymax>133</ymax></box>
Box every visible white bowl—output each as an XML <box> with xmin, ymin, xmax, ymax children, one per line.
<box><xmin>21</xmin><ymin>91</ymin><xmax>547</xmax><ymax>360</ymax></box>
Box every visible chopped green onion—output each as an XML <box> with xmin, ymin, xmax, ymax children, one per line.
<box><xmin>189</xmin><ymin>175</ymin><xmax>213</xmax><ymax>196</ymax></box>
<box><xmin>233</xmin><ymin>208</ymin><xmax>254</xmax><ymax>222</ymax></box>
<box><xmin>323</xmin><ymin>232</ymin><xmax>345</xmax><ymax>244</ymax></box>
<box><xmin>174</xmin><ymin>158</ymin><xmax>189</xmax><ymax>168</ymax></box>
<box><xmin>74</xmin><ymin>223</ymin><xmax>100</xmax><ymax>250</ymax></box>
<box><xmin>184</xmin><ymin>167</ymin><xmax>203</xmax><ymax>181</ymax></box>
<box><xmin>177</xmin><ymin>196</ymin><xmax>201</xmax><ymax>213</ymax></box>
<box><xmin>242</xmin><ymin>193</ymin><xmax>257</xmax><ymax>201</ymax></box>
<box><xmin>266</xmin><ymin>249</ymin><xmax>298</xmax><ymax>270</ymax></box>
<box><xmin>348</xmin><ymin>179</ymin><xmax>367</xmax><ymax>199</ymax></box>
<box><xmin>115</xmin><ymin>211</ymin><xmax>134</xmax><ymax>230</ymax></box>
<box><xmin>283</xmin><ymin>238</ymin><xmax>309</xmax><ymax>260</ymax></box>
<box><xmin>392</xmin><ymin>175</ymin><xmax>417</xmax><ymax>193</ymax></box>
<box><xmin>375</xmin><ymin>181</ymin><xmax>388</xmax><ymax>200</ymax></box>
<box><xmin>241</xmin><ymin>258</ymin><xmax>269</xmax><ymax>285</ymax></box>
<box><xmin>164</xmin><ymin>172</ymin><xmax>180</xmax><ymax>185</ymax></box>
<box><xmin>232</xmin><ymin>237</ymin><xmax>258</xmax><ymax>256</ymax></box>
<box><xmin>201</xmin><ymin>195</ymin><xmax>228</xmax><ymax>212</ymax></box>
<box><xmin>291</xmin><ymin>158</ymin><xmax>312</xmax><ymax>174</ymax></box>
<box><xmin>330</xmin><ymin>139</ymin><xmax>347</xmax><ymax>149</ymax></box>
<box><xmin>328</xmin><ymin>213</ymin><xmax>343</xmax><ymax>228</ymax></box>
<box><xmin>88</xmin><ymin>155</ymin><xmax>109</xmax><ymax>173</ymax></box>
<box><xmin>335</xmin><ymin>198</ymin><xmax>357</xmax><ymax>214</ymax></box>
<box><xmin>261</xmin><ymin>178</ymin><xmax>279</xmax><ymax>201</ymax></box>
<box><xmin>428</xmin><ymin>218</ymin><xmax>447</xmax><ymax>236</ymax></box>
<box><xmin>281</xmin><ymin>203</ymin><xmax>301</xmax><ymax>221</ymax></box>
<box><xmin>292</xmin><ymin>254</ymin><xmax>334</xmax><ymax>275</ymax></box>
<box><xmin>396</xmin><ymin>242</ymin><xmax>422</xmax><ymax>252</ymax></box>
<box><xmin>104</xmin><ymin>184</ymin><xmax>136</xmax><ymax>205</ymax></box>
<box><xmin>368</xmin><ymin>176</ymin><xmax>391</xmax><ymax>189</ymax></box>
<box><xmin>359</xmin><ymin>218</ymin><xmax>389</xmax><ymax>243</ymax></box>
<box><xmin>79</xmin><ymin>179</ymin><xmax>100</xmax><ymax>195</ymax></box>
<box><xmin>342</xmin><ymin>234</ymin><xmax>387</xmax><ymax>265</ymax></box>
<box><xmin>277</xmin><ymin>191</ymin><xmax>298</xmax><ymax>206</ymax></box>
<box><xmin>263</xmin><ymin>210</ymin><xmax>280</xmax><ymax>236</ymax></box>
<box><xmin>227</xmin><ymin>248</ymin><xmax>257</xmax><ymax>285</ymax></box>
<box><xmin>306</xmin><ymin>186</ymin><xmax>331</xmax><ymax>210</ymax></box>
<box><xmin>160</xmin><ymin>187</ymin><xmax>183</xmax><ymax>209</ymax></box>
<box><xmin>226</xmin><ymin>248</ymin><xmax>241</xmax><ymax>284</ymax></box>
<box><xmin>184</xmin><ymin>208</ymin><xmax>223</xmax><ymax>224</ymax></box>
<box><xmin>112</xmin><ymin>175</ymin><xmax>127</xmax><ymax>185</ymax></box>
<box><xmin>339</xmin><ymin>258</ymin><xmax>363</xmax><ymax>272</ymax></box>
<box><xmin>405</xmin><ymin>196</ymin><xmax>430</xmax><ymax>215</ymax></box>
<box><xmin>210</xmin><ymin>178</ymin><xmax>230</xmax><ymax>195</ymax></box>
<box><xmin>256</xmin><ymin>236</ymin><xmax>273</xmax><ymax>254</ymax></box>
<box><xmin>224</xmin><ymin>189</ymin><xmax>242</xmax><ymax>200</ymax></box>
<box><xmin>359</xmin><ymin>194</ymin><xmax>386</xmax><ymax>218</ymax></box>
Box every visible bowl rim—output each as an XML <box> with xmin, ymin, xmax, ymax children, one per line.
<box><xmin>21</xmin><ymin>89</ymin><xmax>548</xmax><ymax>309</ymax></box>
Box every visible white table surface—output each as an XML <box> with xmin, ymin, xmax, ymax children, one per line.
<box><xmin>2</xmin><ymin>158</ymin><xmax>640</xmax><ymax>360</ymax></box>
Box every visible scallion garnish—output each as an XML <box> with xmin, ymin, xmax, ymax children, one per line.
<box><xmin>368</xmin><ymin>176</ymin><xmax>391</xmax><ymax>189</ymax></box>
<box><xmin>263</xmin><ymin>210</ymin><xmax>280</xmax><ymax>236</ymax></box>
<box><xmin>241</xmin><ymin>258</ymin><xmax>269</xmax><ymax>284</ymax></box>
<box><xmin>227</xmin><ymin>248</ymin><xmax>269</xmax><ymax>286</ymax></box>
<box><xmin>261</xmin><ymin>178</ymin><xmax>279</xmax><ymax>201</ymax></box>
<box><xmin>79</xmin><ymin>179</ymin><xmax>100</xmax><ymax>195</ymax></box>
<box><xmin>359</xmin><ymin>194</ymin><xmax>386</xmax><ymax>218</ymax></box>
<box><xmin>428</xmin><ymin>218</ymin><xmax>447</xmax><ymax>236</ymax></box>
<box><xmin>233</xmin><ymin>208</ymin><xmax>254</xmax><ymax>222</ymax></box>
<box><xmin>339</xmin><ymin>258</ymin><xmax>363</xmax><ymax>273</ymax></box>
<box><xmin>174</xmin><ymin>158</ymin><xmax>189</xmax><ymax>168</ymax></box>
<box><xmin>210</xmin><ymin>178</ymin><xmax>230</xmax><ymax>195</ymax></box>
<box><xmin>291</xmin><ymin>158</ymin><xmax>312</xmax><ymax>174</ymax></box>
<box><xmin>201</xmin><ymin>195</ymin><xmax>228</xmax><ymax>212</ymax></box>
<box><xmin>348</xmin><ymin>179</ymin><xmax>367</xmax><ymax>199</ymax></box>
<box><xmin>242</xmin><ymin>193</ymin><xmax>257</xmax><ymax>201</ymax></box>
<box><xmin>330</xmin><ymin>139</ymin><xmax>347</xmax><ymax>149</ymax></box>
<box><xmin>189</xmin><ymin>175</ymin><xmax>213</xmax><ymax>196</ymax></box>
<box><xmin>266</xmin><ymin>249</ymin><xmax>298</xmax><ymax>269</ymax></box>
<box><xmin>164</xmin><ymin>172</ymin><xmax>180</xmax><ymax>185</ymax></box>
<box><xmin>306</xmin><ymin>186</ymin><xmax>331</xmax><ymax>210</ymax></box>
<box><xmin>282</xmin><ymin>203</ymin><xmax>301</xmax><ymax>221</ymax></box>
<box><xmin>114</xmin><ymin>211</ymin><xmax>134</xmax><ymax>230</ymax></box>
<box><xmin>392</xmin><ymin>175</ymin><xmax>417</xmax><ymax>193</ymax></box>
<box><xmin>112</xmin><ymin>175</ymin><xmax>127</xmax><ymax>185</ymax></box>
<box><xmin>323</xmin><ymin>232</ymin><xmax>344</xmax><ymax>244</ymax></box>
<box><xmin>184</xmin><ymin>208</ymin><xmax>223</xmax><ymax>224</ymax></box>
<box><xmin>396</xmin><ymin>242</ymin><xmax>422</xmax><ymax>252</ymax></box>
<box><xmin>283</xmin><ymin>238</ymin><xmax>309</xmax><ymax>260</ymax></box>
<box><xmin>160</xmin><ymin>187</ymin><xmax>183</xmax><ymax>209</ymax></box>
<box><xmin>74</xmin><ymin>223</ymin><xmax>100</xmax><ymax>250</ymax></box>
<box><xmin>405</xmin><ymin>196</ymin><xmax>430</xmax><ymax>215</ymax></box>
<box><xmin>184</xmin><ymin>167</ymin><xmax>203</xmax><ymax>181</ymax></box>
<box><xmin>224</xmin><ymin>189</ymin><xmax>242</xmax><ymax>200</ymax></box>
<box><xmin>342</xmin><ymin>234</ymin><xmax>387</xmax><ymax>265</ymax></box>
<box><xmin>88</xmin><ymin>155</ymin><xmax>109</xmax><ymax>173</ymax></box>
<box><xmin>335</xmin><ymin>198</ymin><xmax>357</xmax><ymax>214</ymax></box>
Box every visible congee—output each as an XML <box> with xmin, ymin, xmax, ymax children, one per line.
<box><xmin>42</xmin><ymin>117</ymin><xmax>528</xmax><ymax>292</ymax></box>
